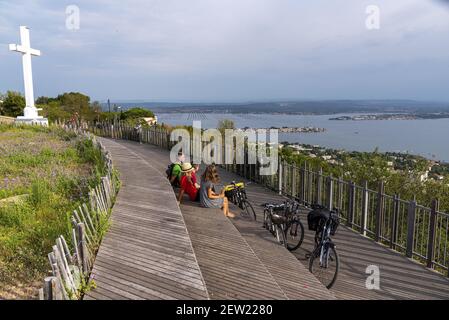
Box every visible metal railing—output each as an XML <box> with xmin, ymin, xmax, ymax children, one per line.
<box><xmin>87</xmin><ymin>122</ymin><xmax>449</xmax><ymax>277</ymax></box>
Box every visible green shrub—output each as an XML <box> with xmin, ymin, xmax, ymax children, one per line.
<box><xmin>0</xmin><ymin>124</ymin><xmax>109</xmax><ymax>298</ymax></box>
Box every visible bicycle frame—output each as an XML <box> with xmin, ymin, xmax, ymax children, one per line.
<box><xmin>314</xmin><ymin>219</ymin><xmax>335</xmax><ymax>268</ymax></box>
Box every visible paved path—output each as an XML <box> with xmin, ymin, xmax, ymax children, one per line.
<box><xmin>89</xmin><ymin>139</ymin><xmax>449</xmax><ymax>300</ymax></box>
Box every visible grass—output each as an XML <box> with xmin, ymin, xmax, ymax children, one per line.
<box><xmin>0</xmin><ymin>124</ymin><xmax>106</xmax><ymax>299</ymax></box>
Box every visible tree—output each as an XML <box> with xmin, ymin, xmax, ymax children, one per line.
<box><xmin>0</xmin><ymin>92</ymin><xmax>5</xmax><ymax>115</ymax></box>
<box><xmin>2</xmin><ymin>91</ymin><xmax>25</xmax><ymax>117</ymax></box>
<box><xmin>217</xmin><ymin>119</ymin><xmax>235</xmax><ymax>135</ymax></box>
<box><xmin>39</xmin><ymin>100</ymin><xmax>70</xmax><ymax>122</ymax></box>
<box><xmin>57</xmin><ymin>92</ymin><xmax>91</xmax><ymax>119</ymax></box>
<box><xmin>121</xmin><ymin>107</ymin><xmax>154</xmax><ymax>120</ymax></box>
<box><xmin>36</xmin><ymin>96</ymin><xmax>58</xmax><ymax>105</ymax></box>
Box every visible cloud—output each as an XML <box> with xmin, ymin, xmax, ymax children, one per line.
<box><xmin>1</xmin><ymin>0</ymin><xmax>449</xmax><ymax>101</ymax></box>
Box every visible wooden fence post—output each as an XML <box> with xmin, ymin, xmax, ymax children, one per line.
<box><xmin>375</xmin><ymin>181</ymin><xmax>385</xmax><ymax>242</ymax></box>
<box><xmin>427</xmin><ymin>199</ymin><xmax>439</xmax><ymax>268</ymax></box>
<box><xmin>406</xmin><ymin>200</ymin><xmax>417</xmax><ymax>258</ymax></box>
<box><xmin>77</xmin><ymin>223</ymin><xmax>89</xmax><ymax>274</ymax></box>
<box><xmin>44</xmin><ymin>277</ymin><xmax>54</xmax><ymax>300</ymax></box>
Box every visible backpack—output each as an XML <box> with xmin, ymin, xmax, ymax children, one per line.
<box><xmin>166</xmin><ymin>163</ymin><xmax>181</xmax><ymax>184</ymax></box>
<box><xmin>166</xmin><ymin>163</ymin><xmax>175</xmax><ymax>179</ymax></box>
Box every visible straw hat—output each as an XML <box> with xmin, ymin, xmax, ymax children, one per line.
<box><xmin>181</xmin><ymin>163</ymin><xmax>195</xmax><ymax>173</ymax></box>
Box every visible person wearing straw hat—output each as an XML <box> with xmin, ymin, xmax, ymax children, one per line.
<box><xmin>177</xmin><ymin>162</ymin><xmax>200</xmax><ymax>204</ymax></box>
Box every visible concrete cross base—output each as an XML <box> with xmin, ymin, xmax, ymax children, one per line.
<box><xmin>15</xmin><ymin>117</ymin><xmax>49</xmax><ymax>126</ymax></box>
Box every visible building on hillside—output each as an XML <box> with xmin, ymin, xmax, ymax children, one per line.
<box><xmin>142</xmin><ymin>116</ymin><xmax>158</xmax><ymax>126</ymax></box>
<box><xmin>419</xmin><ymin>170</ymin><xmax>429</xmax><ymax>182</ymax></box>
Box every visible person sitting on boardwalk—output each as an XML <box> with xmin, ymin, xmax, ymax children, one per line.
<box><xmin>178</xmin><ymin>163</ymin><xmax>200</xmax><ymax>204</ymax></box>
<box><xmin>168</xmin><ymin>151</ymin><xmax>185</xmax><ymax>186</ymax></box>
<box><xmin>199</xmin><ymin>164</ymin><xmax>235</xmax><ymax>218</ymax></box>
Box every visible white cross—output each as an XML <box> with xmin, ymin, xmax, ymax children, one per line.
<box><xmin>9</xmin><ymin>26</ymin><xmax>41</xmax><ymax>116</ymax></box>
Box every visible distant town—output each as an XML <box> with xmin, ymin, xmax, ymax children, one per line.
<box><xmin>329</xmin><ymin>113</ymin><xmax>449</xmax><ymax>121</ymax></box>
<box><xmin>280</xmin><ymin>142</ymin><xmax>449</xmax><ymax>182</ymax></box>
<box><xmin>243</xmin><ymin>126</ymin><xmax>326</xmax><ymax>133</ymax></box>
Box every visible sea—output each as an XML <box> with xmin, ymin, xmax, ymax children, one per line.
<box><xmin>155</xmin><ymin>112</ymin><xmax>449</xmax><ymax>162</ymax></box>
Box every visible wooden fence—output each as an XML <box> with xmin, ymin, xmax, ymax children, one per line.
<box><xmin>38</xmin><ymin>131</ymin><xmax>119</xmax><ymax>300</ymax></box>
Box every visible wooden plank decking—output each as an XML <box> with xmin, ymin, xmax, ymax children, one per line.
<box><xmin>115</xmin><ymin>139</ymin><xmax>449</xmax><ymax>300</ymax></box>
<box><xmin>215</xmin><ymin>170</ymin><xmax>449</xmax><ymax>300</ymax></box>
<box><xmin>87</xmin><ymin>138</ymin><xmax>334</xmax><ymax>300</ymax></box>
<box><xmin>181</xmin><ymin>201</ymin><xmax>334</xmax><ymax>299</ymax></box>
<box><xmin>84</xmin><ymin>139</ymin><xmax>208</xmax><ymax>300</ymax></box>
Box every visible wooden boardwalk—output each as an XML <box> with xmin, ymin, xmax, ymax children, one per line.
<box><xmin>117</xmin><ymin>140</ymin><xmax>449</xmax><ymax>300</ymax></box>
<box><xmin>181</xmin><ymin>201</ymin><xmax>334</xmax><ymax>299</ymax></box>
<box><xmin>84</xmin><ymin>139</ymin><xmax>208</xmax><ymax>300</ymax></box>
<box><xmin>234</xmin><ymin>181</ymin><xmax>449</xmax><ymax>300</ymax></box>
<box><xmin>88</xmin><ymin>138</ymin><xmax>333</xmax><ymax>300</ymax></box>
<box><xmin>89</xmin><ymin>139</ymin><xmax>449</xmax><ymax>300</ymax></box>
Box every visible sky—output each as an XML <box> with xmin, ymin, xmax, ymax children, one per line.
<box><xmin>1</xmin><ymin>0</ymin><xmax>449</xmax><ymax>102</ymax></box>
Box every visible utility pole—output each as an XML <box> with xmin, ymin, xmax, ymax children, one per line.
<box><xmin>107</xmin><ymin>99</ymin><xmax>111</xmax><ymax>113</ymax></box>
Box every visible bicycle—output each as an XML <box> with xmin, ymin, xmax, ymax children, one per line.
<box><xmin>307</xmin><ymin>205</ymin><xmax>340</xmax><ymax>289</ymax></box>
<box><xmin>224</xmin><ymin>181</ymin><xmax>257</xmax><ymax>221</ymax></box>
<box><xmin>261</xmin><ymin>200</ymin><xmax>305</xmax><ymax>251</ymax></box>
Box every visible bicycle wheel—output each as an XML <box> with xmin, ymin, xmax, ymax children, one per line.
<box><xmin>263</xmin><ymin>209</ymin><xmax>270</xmax><ymax>229</ymax></box>
<box><xmin>285</xmin><ymin>220</ymin><xmax>304</xmax><ymax>251</ymax></box>
<box><xmin>243</xmin><ymin>201</ymin><xmax>257</xmax><ymax>221</ymax></box>
<box><xmin>309</xmin><ymin>244</ymin><xmax>339</xmax><ymax>289</ymax></box>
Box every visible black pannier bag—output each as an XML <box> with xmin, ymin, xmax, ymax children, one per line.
<box><xmin>224</xmin><ymin>189</ymin><xmax>233</xmax><ymax>201</ymax></box>
<box><xmin>307</xmin><ymin>208</ymin><xmax>330</xmax><ymax>232</ymax></box>
<box><xmin>307</xmin><ymin>208</ymin><xmax>340</xmax><ymax>235</ymax></box>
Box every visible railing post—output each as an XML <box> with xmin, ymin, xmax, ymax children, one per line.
<box><xmin>426</xmin><ymin>199</ymin><xmax>439</xmax><ymax>268</ymax></box>
<box><xmin>278</xmin><ymin>160</ymin><xmax>283</xmax><ymax>195</ymax></box>
<box><xmin>300</xmin><ymin>163</ymin><xmax>306</xmax><ymax>204</ymax></box>
<box><xmin>243</xmin><ymin>147</ymin><xmax>248</xmax><ymax>179</ymax></box>
<box><xmin>390</xmin><ymin>194</ymin><xmax>400</xmax><ymax>249</ymax></box>
<box><xmin>292</xmin><ymin>165</ymin><xmax>297</xmax><ymax>198</ymax></box>
<box><xmin>406</xmin><ymin>200</ymin><xmax>417</xmax><ymax>258</ymax></box>
<box><xmin>361</xmin><ymin>180</ymin><xmax>368</xmax><ymax>236</ymax></box>
<box><xmin>327</xmin><ymin>176</ymin><xmax>333</xmax><ymax>210</ymax></box>
<box><xmin>316</xmin><ymin>167</ymin><xmax>323</xmax><ymax>205</ymax></box>
<box><xmin>347</xmin><ymin>181</ymin><xmax>355</xmax><ymax>227</ymax></box>
<box><xmin>307</xmin><ymin>166</ymin><xmax>313</xmax><ymax>205</ymax></box>
<box><xmin>337</xmin><ymin>176</ymin><xmax>343</xmax><ymax>211</ymax></box>
<box><xmin>375</xmin><ymin>181</ymin><xmax>385</xmax><ymax>243</ymax></box>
